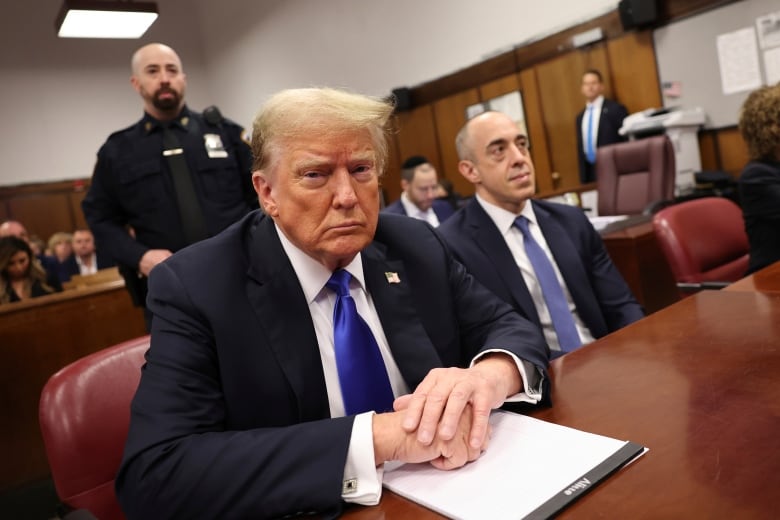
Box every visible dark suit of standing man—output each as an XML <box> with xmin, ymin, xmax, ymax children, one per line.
<box><xmin>82</xmin><ymin>43</ymin><xmax>256</xmax><ymax>317</ymax></box>
<box><xmin>439</xmin><ymin>111</ymin><xmax>643</xmax><ymax>358</ymax></box>
<box><xmin>116</xmin><ymin>88</ymin><xmax>549</xmax><ymax>520</ymax></box>
<box><xmin>575</xmin><ymin>69</ymin><xmax>628</xmax><ymax>184</ymax></box>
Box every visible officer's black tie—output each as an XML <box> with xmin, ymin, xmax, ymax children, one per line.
<box><xmin>162</xmin><ymin>124</ymin><xmax>208</xmax><ymax>245</ymax></box>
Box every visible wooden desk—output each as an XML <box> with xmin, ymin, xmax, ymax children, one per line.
<box><xmin>600</xmin><ymin>218</ymin><xmax>679</xmax><ymax>314</ymax></box>
<box><xmin>0</xmin><ymin>280</ymin><xmax>146</xmax><ymax>491</ymax></box>
<box><xmin>726</xmin><ymin>261</ymin><xmax>780</xmax><ymax>294</ymax></box>
<box><xmin>345</xmin><ymin>290</ymin><xmax>780</xmax><ymax>519</ymax></box>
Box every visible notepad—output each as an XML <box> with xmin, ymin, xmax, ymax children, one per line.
<box><xmin>382</xmin><ymin>411</ymin><xmax>646</xmax><ymax>520</ymax></box>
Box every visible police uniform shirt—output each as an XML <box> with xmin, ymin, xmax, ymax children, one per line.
<box><xmin>82</xmin><ymin>105</ymin><xmax>256</xmax><ymax>271</ymax></box>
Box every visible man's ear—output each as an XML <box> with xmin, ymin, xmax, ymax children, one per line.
<box><xmin>400</xmin><ymin>178</ymin><xmax>409</xmax><ymax>192</ymax></box>
<box><xmin>458</xmin><ymin>159</ymin><xmax>480</xmax><ymax>184</ymax></box>
<box><xmin>253</xmin><ymin>171</ymin><xmax>278</xmax><ymax>216</ymax></box>
<box><xmin>130</xmin><ymin>75</ymin><xmax>140</xmax><ymax>94</ymax></box>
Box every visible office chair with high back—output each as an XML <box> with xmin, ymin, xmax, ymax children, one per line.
<box><xmin>652</xmin><ymin>197</ymin><xmax>749</xmax><ymax>295</ymax></box>
<box><xmin>39</xmin><ymin>335</ymin><xmax>150</xmax><ymax>520</ymax></box>
<box><xmin>597</xmin><ymin>135</ymin><xmax>676</xmax><ymax>216</ymax></box>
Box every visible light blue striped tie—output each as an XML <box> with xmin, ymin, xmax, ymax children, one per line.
<box><xmin>585</xmin><ymin>105</ymin><xmax>596</xmax><ymax>164</ymax></box>
<box><xmin>514</xmin><ymin>217</ymin><xmax>582</xmax><ymax>352</ymax></box>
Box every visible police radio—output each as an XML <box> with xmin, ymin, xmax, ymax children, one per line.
<box><xmin>203</xmin><ymin>105</ymin><xmax>224</xmax><ymax>126</ymax></box>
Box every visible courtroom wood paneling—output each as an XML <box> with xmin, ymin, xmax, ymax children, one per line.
<box><xmin>414</xmin><ymin>52</ymin><xmax>517</xmax><ymax>108</ymax></box>
<box><xmin>716</xmin><ymin>127</ymin><xmax>749</xmax><ymax>176</ymax></box>
<box><xmin>68</xmin><ymin>188</ymin><xmax>89</xmax><ymax>231</ymax></box>
<box><xmin>390</xmin><ymin>105</ymin><xmax>443</xmax><ymax>204</ymax></box>
<box><xmin>478</xmin><ymin>73</ymin><xmax>560</xmax><ymax>192</ymax></box>
<box><xmin>697</xmin><ymin>127</ymin><xmax>748</xmax><ymax>176</ymax></box>
<box><xmin>535</xmin><ymin>45</ymin><xmax>610</xmax><ymax>191</ymax></box>
<box><xmin>607</xmin><ymin>31</ymin><xmax>662</xmax><ymax>114</ymax></box>
<box><xmin>0</xmin><ymin>179</ymin><xmax>91</xmax><ymax>241</ymax></box>
<box><xmin>698</xmin><ymin>131</ymin><xmax>719</xmax><ymax>171</ymax></box>
<box><xmin>8</xmin><ymin>194</ymin><xmax>73</xmax><ymax>244</ymax></box>
<box><xmin>518</xmin><ymin>69</ymin><xmax>555</xmax><ymax>194</ymax></box>
<box><xmin>478</xmin><ymin>74</ymin><xmax>520</xmax><ymax>102</ymax></box>
<box><xmin>0</xmin><ymin>281</ymin><xmax>146</xmax><ymax>491</ymax></box>
<box><xmin>432</xmin><ymin>89</ymin><xmax>480</xmax><ymax>197</ymax></box>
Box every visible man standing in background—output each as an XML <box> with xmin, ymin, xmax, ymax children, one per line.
<box><xmin>575</xmin><ymin>69</ymin><xmax>628</xmax><ymax>184</ymax></box>
<box><xmin>82</xmin><ymin>43</ymin><xmax>256</xmax><ymax>322</ymax></box>
<box><xmin>382</xmin><ymin>156</ymin><xmax>454</xmax><ymax>226</ymax></box>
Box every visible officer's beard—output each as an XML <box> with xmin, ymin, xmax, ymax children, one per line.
<box><xmin>152</xmin><ymin>87</ymin><xmax>182</xmax><ymax>112</ymax></box>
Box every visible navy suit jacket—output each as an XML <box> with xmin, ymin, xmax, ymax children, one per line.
<box><xmin>117</xmin><ymin>210</ymin><xmax>549</xmax><ymax>520</ymax></box>
<box><xmin>383</xmin><ymin>198</ymin><xmax>455</xmax><ymax>223</ymax></box>
<box><xmin>576</xmin><ymin>98</ymin><xmax>628</xmax><ymax>184</ymax></box>
<box><xmin>438</xmin><ymin>198</ymin><xmax>644</xmax><ymax>344</ymax></box>
<box><xmin>56</xmin><ymin>251</ymin><xmax>116</xmax><ymax>283</ymax></box>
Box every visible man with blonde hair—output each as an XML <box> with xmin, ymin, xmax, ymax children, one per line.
<box><xmin>117</xmin><ymin>88</ymin><xmax>549</xmax><ymax>519</ymax></box>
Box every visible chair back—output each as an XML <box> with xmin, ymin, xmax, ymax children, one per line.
<box><xmin>652</xmin><ymin>197</ymin><xmax>749</xmax><ymax>284</ymax></box>
<box><xmin>39</xmin><ymin>335</ymin><xmax>150</xmax><ymax>520</ymax></box>
<box><xmin>597</xmin><ymin>135</ymin><xmax>676</xmax><ymax>215</ymax></box>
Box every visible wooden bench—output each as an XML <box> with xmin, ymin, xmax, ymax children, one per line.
<box><xmin>62</xmin><ymin>266</ymin><xmax>122</xmax><ymax>290</ymax></box>
<box><xmin>0</xmin><ymin>279</ymin><xmax>146</xmax><ymax>492</ymax></box>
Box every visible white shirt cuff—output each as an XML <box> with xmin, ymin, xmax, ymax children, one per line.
<box><xmin>342</xmin><ymin>412</ymin><xmax>384</xmax><ymax>505</ymax></box>
<box><xmin>471</xmin><ymin>349</ymin><xmax>544</xmax><ymax>404</ymax></box>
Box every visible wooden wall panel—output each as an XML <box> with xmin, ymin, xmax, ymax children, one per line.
<box><xmin>0</xmin><ymin>281</ymin><xmax>146</xmax><ymax>491</ymax></box>
<box><xmin>518</xmin><ymin>69</ymin><xmax>555</xmax><ymax>194</ymax></box>
<box><xmin>698</xmin><ymin>132</ymin><xmax>718</xmax><ymax>172</ymax></box>
<box><xmin>0</xmin><ymin>179</ymin><xmax>90</xmax><ymax>241</ymax></box>
<box><xmin>389</xmin><ymin>105</ymin><xmax>442</xmax><ymax>204</ymax></box>
<box><xmin>432</xmin><ymin>89</ymin><xmax>480</xmax><ymax>197</ymax></box>
<box><xmin>716</xmin><ymin>127</ymin><xmax>749</xmax><ymax>176</ymax></box>
<box><xmin>8</xmin><ymin>194</ymin><xmax>73</xmax><ymax>243</ymax></box>
<box><xmin>607</xmin><ymin>31</ymin><xmax>662</xmax><ymax>114</ymax></box>
<box><xmin>69</xmin><ymin>189</ymin><xmax>88</xmax><ymax>230</ymax></box>
<box><xmin>384</xmin><ymin>124</ymin><xmax>400</xmax><ymax>207</ymax></box>
<box><xmin>535</xmin><ymin>45</ymin><xmax>609</xmax><ymax>191</ymax></box>
<box><xmin>478</xmin><ymin>75</ymin><xmax>519</xmax><ymax>101</ymax></box>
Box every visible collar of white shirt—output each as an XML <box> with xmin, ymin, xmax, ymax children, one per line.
<box><xmin>274</xmin><ymin>223</ymin><xmax>366</xmax><ymax>303</ymax></box>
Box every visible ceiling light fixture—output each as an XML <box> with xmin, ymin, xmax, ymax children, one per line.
<box><xmin>56</xmin><ymin>0</ymin><xmax>159</xmax><ymax>39</ymax></box>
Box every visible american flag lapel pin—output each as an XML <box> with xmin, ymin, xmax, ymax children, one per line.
<box><xmin>384</xmin><ymin>272</ymin><xmax>401</xmax><ymax>284</ymax></box>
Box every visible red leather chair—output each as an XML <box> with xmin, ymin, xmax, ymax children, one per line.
<box><xmin>597</xmin><ymin>135</ymin><xmax>676</xmax><ymax>216</ymax></box>
<box><xmin>39</xmin><ymin>336</ymin><xmax>150</xmax><ymax>520</ymax></box>
<box><xmin>652</xmin><ymin>197</ymin><xmax>749</xmax><ymax>294</ymax></box>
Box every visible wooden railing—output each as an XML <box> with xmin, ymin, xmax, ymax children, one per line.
<box><xmin>0</xmin><ymin>279</ymin><xmax>146</xmax><ymax>491</ymax></box>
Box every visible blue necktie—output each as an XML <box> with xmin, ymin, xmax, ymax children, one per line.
<box><xmin>326</xmin><ymin>270</ymin><xmax>394</xmax><ymax>415</ymax></box>
<box><xmin>585</xmin><ymin>105</ymin><xmax>596</xmax><ymax>164</ymax></box>
<box><xmin>514</xmin><ymin>217</ymin><xmax>582</xmax><ymax>352</ymax></box>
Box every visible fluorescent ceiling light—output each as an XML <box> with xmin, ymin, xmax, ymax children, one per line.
<box><xmin>56</xmin><ymin>1</ymin><xmax>159</xmax><ymax>39</ymax></box>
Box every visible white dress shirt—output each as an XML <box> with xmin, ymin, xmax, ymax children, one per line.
<box><xmin>581</xmin><ymin>95</ymin><xmax>604</xmax><ymax>158</ymax></box>
<box><xmin>75</xmin><ymin>253</ymin><xmax>98</xmax><ymax>275</ymax></box>
<box><xmin>476</xmin><ymin>195</ymin><xmax>595</xmax><ymax>353</ymax></box>
<box><xmin>275</xmin><ymin>222</ymin><xmax>542</xmax><ymax>505</ymax></box>
<box><xmin>400</xmin><ymin>192</ymin><xmax>441</xmax><ymax>227</ymax></box>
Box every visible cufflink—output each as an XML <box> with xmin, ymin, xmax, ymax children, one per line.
<box><xmin>342</xmin><ymin>478</ymin><xmax>358</xmax><ymax>495</ymax></box>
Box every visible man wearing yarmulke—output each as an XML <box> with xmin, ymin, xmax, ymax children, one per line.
<box><xmin>383</xmin><ymin>156</ymin><xmax>454</xmax><ymax>226</ymax></box>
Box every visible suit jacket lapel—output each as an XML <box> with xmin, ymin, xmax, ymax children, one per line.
<box><xmin>464</xmin><ymin>201</ymin><xmax>542</xmax><ymax>326</ymax></box>
<box><xmin>361</xmin><ymin>242</ymin><xmax>442</xmax><ymax>389</ymax></box>
<box><xmin>244</xmin><ymin>216</ymin><xmax>330</xmax><ymax>421</ymax></box>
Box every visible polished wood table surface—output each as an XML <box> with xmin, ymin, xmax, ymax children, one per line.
<box><xmin>344</xmin><ymin>290</ymin><xmax>780</xmax><ymax>519</ymax></box>
<box><xmin>726</xmin><ymin>261</ymin><xmax>780</xmax><ymax>294</ymax></box>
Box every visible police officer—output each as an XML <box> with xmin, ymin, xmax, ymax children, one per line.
<box><xmin>82</xmin><ymin>43</ymin><xmax>257</xmax><ymax>325</ymax></box>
